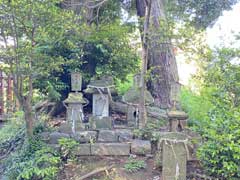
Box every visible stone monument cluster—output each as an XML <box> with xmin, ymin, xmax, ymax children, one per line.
<box><xmin>40</xmin><ymin>72</ymin><xmax>199</xmax><ymax>180</ymax></box>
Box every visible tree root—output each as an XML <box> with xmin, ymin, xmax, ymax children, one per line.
<box><xmin>77</xmin><ymin>164</ymin><xmax>114</xmax><ymax>180</ymax></box>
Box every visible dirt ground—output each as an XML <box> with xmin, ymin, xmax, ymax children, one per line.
<box><xmin>58</xmin><ymin>156</ymin><xmax>205</xmax><ymax>180</ymax></box>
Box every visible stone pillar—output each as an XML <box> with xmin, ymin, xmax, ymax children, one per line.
<box><xmin>162</xmin><ymin>139</ymin><xmax>187</xmax><ymax>180</ymax></box>
<box><xmin>92</xmin><ymin>93</ymin><xmax>109</xmax><ymax>118</ymax></box>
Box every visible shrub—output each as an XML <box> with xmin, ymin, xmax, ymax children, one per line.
<box><xmin>124</xmin><ymin>157</ymin><xmax>146</xmax><ymax>173</ymax></box>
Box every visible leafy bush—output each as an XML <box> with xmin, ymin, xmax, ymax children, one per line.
<box><xmin>197</xmin><ymin>107</ymin><xmax>240</xmax><ymax>179</ymax></box>
<box><xmin>181</xmin><ymin>48</ymin><xmax>240</xmax><ymax>179</ymax></box>
<box><xmin>4</xmin><ymin>138</ymin><xmax>61</xmax><ymax>180</ymax></box>
<box><xmin>124</xmin><ymin>157</ymin><xmax>146</xmax><ymax>173</ymax></box>
<box><xmin>0</xmin><ymin>111</ymin><xmax>24</xmax><ymax>143</ymax></box>
<box><xmin>180</xmin><ymin>87</ymin><xmax>213</xmax><ymax>132</ymax></box>
<box><xmin>58</xmin><ymin>138</ymin><xmax>79</xmax><ymax>162</ymax></box>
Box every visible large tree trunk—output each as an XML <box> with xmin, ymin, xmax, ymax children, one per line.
<box><xmin>136</xmin><ymin>0</ymin><xmax>179</xmax><ymax>109</ymax></box>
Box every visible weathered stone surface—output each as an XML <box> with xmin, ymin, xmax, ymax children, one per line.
<box><xmin>167</xmin><ymin>110</ymin><xmax>188</xmax><ymax>120</ymax></box>
<box><xmin>157</xmin><ymin>132</ymin><xmax>189</xmax><ymax>150</ymax></box>
<box><xmin>72</xmin><ymin>144</ymin><xmax>91</xmax><ymax>156</ymax></box>
<box><xmin>122</xmin><ymin>87</ymin><xmax>154</xmax><ymax>105</ymax></box>
<box><xmin>131</xmin><ymin>140</ymin><xmax>151</xmax><ymax>155</ymax></box>
<box><xmin>147</xmin><ymin>106</ymin><xmax>168</xmax><ymax>120</ymax></box>
<box><xmin>96</xmin><ymin>117</ymin><xmax>112</xmax><ymax>129</ymax></box>
<box><xmin>170</xmin><ymin>119</ymin><xmax>188</xmax><ymax>132</ymax></box>
<box><xmin>127</xmin><ymin>106</ymin><xmax>138</xmax><ymax>128</ymax></box>
<box><xmin>49</xmin><ymin>132</ymin><xmax>70</xmax><ymax>144</ymax></box>
<box><xmin>65</xmin><ymin>103</ymin><xmax>85</xmax><ymax>125</ymax></box>
<box><xmin>58</xmin><ymin>123</ymin><xmax>85</xmax><ymax>134</ymax></box>
<box><xmin>89</xmin><ymin>116</ymin><xmax>112</xmax><ymax>130</ymax></box>
<box><xmin>64</xmin><ymin>92</ymin><xmax>86</xmax><ymax>104</ymax></box>
<box><xmin>98</xmin><ymin>130</ymin><xmax>117</xmax><ymax>142</ymax></box>
<box><xmin>93</xmin><ymin>94</ymin><xmax>109</xmax><ymax>118</ymax></box>
<box><xmin>115</xmin><ymin>129</ymin><xmax>133</xmax><ymax>142</ymax></box>
<box><xmin>162</xmin><ymin>140</ymin><xmax>187</xmax><ymax>180</ymax></box>
<box><xmin>72</xmin><ymin>131</ymin><xmax>97</xmax><ymax>143</ymax></box>
<box><xmin>91</xmin><ymin>143</ymin><xmax>130</xmax><ymax>156</ymax></box>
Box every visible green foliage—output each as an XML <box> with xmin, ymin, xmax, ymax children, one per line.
<box><xmin>124</xmin><ymin>157</ymin><xmax>146</xmax><ymax>173</ymax></box>
<box><xmin>197</xmin><ymin>107</ymin><xmax>240</xmax><ymax>179</ymax></box>
<box><xmin>115</xmin><ymin>74</ymin><xmax>134</xmax><ymax>95</ymax></box>
<box><xmin>4</xmin><ymin>137</ymin><xmax>60</xmax><ymax>180</ymax></box>
<box><xmin>167</xmin><ymin>0</ymin><xmax>238</xmax><ymax>28</ymax></box>
<box><xmin>180</xmin><ymin>88</ymin><xmax>213</xmax><ymax>132</ymax></box>
<box><xmin>181</xmin><ymin>47</ymin><xmax>240</xmax><ymax>179</ymax></box>
<box><xmin>58</xmin><ymin>138</ymin><xmax>79</xmax><ymax>161</ymax></box>
<box><xmin>0</xmin><ymin>111</ymin><xmax>24</xmax><ymax>143</ymax></box>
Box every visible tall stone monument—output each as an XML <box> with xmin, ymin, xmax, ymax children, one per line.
<box><xmin>84</xmin><ymin>76</ymin><xmax>115</xmax><ymax>129</ymax></box>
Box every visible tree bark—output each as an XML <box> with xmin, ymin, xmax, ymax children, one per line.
<box><xmin>139</xmin><ymin>0</ymin><xmax>151</xmax><ymax>129</ymax></box>
<box><xmin>22</xmin><ymin>99</ymin><xmax>34</xmax><ymax>137</ymax></box>
<box><xmin>136</xmin><ymin>0</ymin><xmax>179</xmax><ymax>109</ymax></box>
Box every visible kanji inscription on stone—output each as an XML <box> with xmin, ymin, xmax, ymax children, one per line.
<box><xmin>71</xmin><ymin>72</ymin><xmax>82</xmax><ymax>92</ymax></box>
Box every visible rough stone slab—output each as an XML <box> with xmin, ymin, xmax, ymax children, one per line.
<box><xmin>157</xmin><ymin>132</ymin><xmax>189</xmax><ymax>150</ymax></box>
<box><xmin>72</xmin><ymin>131</ymin><xmax>97</xmax><ymax>143</ymax></box>
<box><xmin>91</xmin><ymin>143</ymin><xmax>130</xmax><ymax>156</ymax></box>
<box><xmin>98</xmin><ymin>130</ymin><xmax>118</xmax><ymax>142</ymax></box>
<box><xmin>72</xmin><ymin>144</ymin><xmax>91</xmax><ymax>156</ymax></box>
<box><xmin>115</xmin><ymin>129</ymin><xmax>133</xmax><ymax>142</ymax></box>
<box><xmin>49</xmin><ymin>132</ymin><xmax>70</xmax><ymax>144</ymax></box>
<box><xmin>131</xmin><ymin>140</ymin><xmax>151</xmax><ymax>155</ymax></box>
<box><xmin>96</xmin><ymin>117</ymin><xmax>112</xmax><ymax>129</ymax></box>
<box><xmin>162</xmin><ymin>140</ymin><xmax>187</xmax><ymax>180</ymax></box>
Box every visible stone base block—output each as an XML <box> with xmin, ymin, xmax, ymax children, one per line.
<box><xmin>72</xmin><ymin>144</ymin><xmax>91</xmax><ymax>156</ymax></box>
<box><xmin>91</xmin><ymin>143</ymin><xmax>130</xmax><ymax>156</ymax></box>
<box><xmin>98</xmin><ymin>130</ymin><xmax>118</xmax><ymax>142</ymax></box>
<box><xmin>58</xmin><ymin>123</ymin><xmax>85</xmax><ymax>134</ymax></box>
<box><xmin>49</xmin><ymin>132</ymin><xmax>70</xmax><ymax>144</ymax></box>
<box><xmin>115</xmin><ymin>129</ymin><xmax>133</xmax><ymax>142</ymax></box>
<box><xmin>89</xmin><ymin>116</ymin><xmax>112</xmax><ymax>130</ymax></box>
<box><xmin>72</xmin><ymin>131</ymin><xmax>97</xmax><ymax>143</ymax></box>
<box><xmin>131</xmin><ymin>140</ymin><xmax>151</xmax><ymax>155</ymax></box>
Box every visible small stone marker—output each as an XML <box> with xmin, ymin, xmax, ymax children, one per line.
<box><xmin>157</xmin><ymin>132</ymin><xmax>188</xmax><ymax>180</ymax></box>
<box><xmin>162</xmin><ymin>139</ymin><xmax>187</xmax><ymax>180</ymax></box>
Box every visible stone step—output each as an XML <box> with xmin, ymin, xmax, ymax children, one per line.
<box><xmin>72</xmin><ymin>143</ymin><xmax>130</xmax><ymax>156</ymax></box>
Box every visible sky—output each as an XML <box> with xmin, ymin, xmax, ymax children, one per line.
<box><xmin>178</xmin><ymin>2</ymin><xmax>240</xmax><ymax>85</ymax></box>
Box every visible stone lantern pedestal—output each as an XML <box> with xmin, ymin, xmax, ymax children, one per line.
<box><xmin>63</xmin><ymin>93</ymin><xmax>87</xmax><ymax>133</ymax></box>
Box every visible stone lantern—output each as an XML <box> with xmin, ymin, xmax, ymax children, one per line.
<box><xmin>168</xmin><ymin>81</ymin><xmax>188</xmax><ymax>132</ymax></box>
<box><xmin>63</xmin><ymin>72</ymin><xmax>88</xmax><ymax>133</ymax></box>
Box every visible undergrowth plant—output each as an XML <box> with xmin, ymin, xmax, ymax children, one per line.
<box><xmin>58</xmin><ymin>137</ymin><xmax>79</xmax><ymax>162</ymax></box>
<box><xmin>4</xmin><ymin>137</ymin><xmax>61</xmax><ymax>180</ymax></box>
<box><xmin>124</xmin><ymin>157</ymin><xmax>146</xmax><ymax>173</ymax></box>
